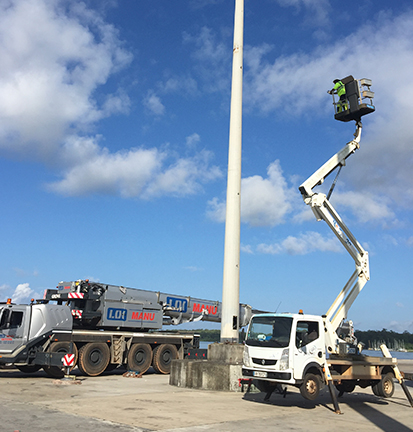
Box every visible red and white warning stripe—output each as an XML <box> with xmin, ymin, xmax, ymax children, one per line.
<box><xmin>68</xmin><ymin>292</ymin><xmax>84</xmax><ymax>299</ymax></box>
<box><xmin>63</xmin><ymin>353</ymin><xmax>75</xmax><ymax>367</ymax></box>
<box><xmin>71</xmin><ymin>310</ymin><xmax>83</xmax><ymax>318</ymax></box>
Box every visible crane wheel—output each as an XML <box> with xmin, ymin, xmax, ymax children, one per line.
<box><xmin>43</xmin><ymin>341</ymin><xmax>78</xmax><ymax>378</ymax></box>
<box><xmin>127</xmin><ymin>343</ymin><xmax>153</xmax><ymax>374</ymax></box>
<box><xmin>16</xmin><ymin>365</ymin><xmax>42</xmax><ymax>374</ymax></box>
<box><xmin>152</xmin><ymin>344</ymin><xmax>178</xmax><ymax>374</ymax></box>
<box><xmin>300</xmin><ymin>373</ymin><xmax>321</xmax><ymax>401</ymax></box>
<box><xmin>78</xmin><ymin>342</ymin><xmax>110</xmax><ymax>377</ymax></box>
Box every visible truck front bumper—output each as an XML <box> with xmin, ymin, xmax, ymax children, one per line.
<box><xmin>242</xmin><ymin>367</ymin><xmax>292</xmax><ymax>381</ymax></box>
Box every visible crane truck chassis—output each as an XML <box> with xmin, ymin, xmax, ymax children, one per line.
<box><xmin>0</xmin><ymin>280</ymin><xmax>252</xmax><ymax>378</ymax></box>
<box><xmin>242</xmin><ymin>78</ymin><xmax>413</xmax><ymax>413</ymax></box>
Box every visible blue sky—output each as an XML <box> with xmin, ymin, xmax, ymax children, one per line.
<box><xmin>1</xmin><ymin>0</ymin><xmax>412</xmax><ymax>333</ymax></box>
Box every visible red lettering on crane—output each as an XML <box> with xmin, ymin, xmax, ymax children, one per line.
<box><xmin>131</xmin><ymin>312</ymin><xmax>155</xmax><ymax>321</ymax></box>
<box><xmin>131</xmin><ymin>312</ymin><xmax>141</xmax><ymax>320</ymax></box>
<box><xmin>192</xmin><ymin>303</ymin><xmax>202</xmax><ymax>313</ymax></box>
<box><xmin>192</xmin><ymin>303</ymin><xmax>217</xmax><ymax>315</ymax></box>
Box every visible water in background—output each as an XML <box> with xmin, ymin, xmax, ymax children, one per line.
<box><xmin>362</xmin><ymin>349</ymin><xmax>413</xmax><ymax>360</ymax></box>
<box><xmin>200</xmin><ymin>341</ymin><xmax>413</xmax><ymax>359</ymax></box>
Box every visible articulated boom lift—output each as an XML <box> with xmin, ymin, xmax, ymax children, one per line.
<box><xmin>242</xmin><ymin>78</ymin><xmax>413</xmax><ymax>413</ymax></box>
<box><xmin>298</xmin><ymin>121</ymin><xmax>369</xmax><ymax>349</ymax></box>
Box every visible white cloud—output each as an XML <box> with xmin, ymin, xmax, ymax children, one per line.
<box><xmin>274</xmin><ymin>0</ymin><xmax>332</xmax><ymax>26</ymax></box>
<box><xmin>186</xmin><ymin>133</ymin><xmax>201</xmax><ymax>148</ymax></box>
<box><xmin>49</xmin><ymin>144</ymin><xmax>163</xmax><ymax>197</ymax></box>
<box><xmin>389</xmin><ymin>320</ymin><xmax>413</xmax><ymax>333</ymax></box>
<box><xmin>143</xmin><ymin>90</ymin><xmax>165</xmax><ymax>116</ymax></box>
<box><xmin>241</xmin><ymin>160</ymin><xmax>294</xmax><ymax>227</ymax></box>
<box><xmin>241</xmin><ymin>244</ymin><xmax>253</xmax><ymax>254</ymax></box>
<box><xmin>331</xmin><ymin>191</ymin><xmax>395</xmax><ymax>223</ymax></box>
<box><xmin>207</xmin><ymin>159</ymin><xmax>294</xmax><ymax>226</ymax></box>
<box><xmin>183</xmin><ymin>26</ymin><xmax>230</xmax><ymax>93</ymax></box>
<box><xmin>0</xmin><ymin>0</ymin><xmax>221</xmax><ymax>200</ymax></box>
<box><xmin>50</xmin><ymin>140</ymin><xmax>222</xmax><ymax>198</ymax></box>
<box><xmin>12</xmin><ymin>283</ymin><xmax>34</xmax><ymax>303</ymax></box>
<box><xmin>0</xmin><ymin>0</ymin><xmax>132</xmax><ymax>160</ymax></box>
<box><xmin>257</xmin><ymin>231</ymin><xmax>341</xmax><ymax>255</ymax></box>
<box><xmin>142</xmin><ymin>150</ymin><xmax>222</xmax><ymax>199</ymax></box>
<box><xmin>244</xmin><ymin>10</ymin><xmax>413</xmax><ymax>219</ymax></box>
<box><xmin>184</xmin><ymin>266</ymin><xmax>204</xmax><ymax>272</ymax></box>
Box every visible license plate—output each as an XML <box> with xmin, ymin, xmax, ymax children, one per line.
<box><xmin>253</xmin><ymin>371</ymin><xmax>267</xmax><ymax>378</ymax></box>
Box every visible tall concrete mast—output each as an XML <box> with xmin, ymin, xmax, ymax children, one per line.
<box><xmin>220</xmin><ymin>0</ymin><xmax>244</xmax><ymax>343</ymax></box>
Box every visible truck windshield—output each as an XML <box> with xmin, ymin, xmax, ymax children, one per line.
<box><xmin>246</xmin><ymin>316</ymin><xmax>292</xmax><ymax>348</ymax></box>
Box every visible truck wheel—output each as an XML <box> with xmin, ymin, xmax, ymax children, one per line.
<box><xmin>335</xmin><ymin>381</ymin><xmax>356</xmax><ymax>394</ymax></box>
<box><xmin>152</xmin><ymin>344</ymin><xmax>178</xmax><ymax>374</ymax></box>
<box><xmin>43</xmin><ymin>342</ymin><xmax>78</xmax><ymax>379</ymax></box>
<box><xmin>373</xmin><ymin>373</ymin><xmax>395</xmax><ymax>398</ymax></box>
<box><xmin>16</xmin><ymin>365</ymin><xmax>41</xmax><ymax>374</ymax></box>
<box><xmin>372</xmin><ymin>381</ymin><xmax>381</xmax><ymax>396</ymax></box>
<box><xmin>300</xmin><ymin>373</ymin><xmax>320</xmax><ymax>401</ymax></box>
<box><xmin>78</xmin><ymin>342</ymin><xmax>110</xmax><ymax>377</ymax></box>
<box><xmin>127</xmin><ymin>343</ymin><xmax>153</xmax><ymax>374</ymax></box>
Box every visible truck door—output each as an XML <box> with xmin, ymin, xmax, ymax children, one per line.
<box><xmin>292</xmin><ymin>320</ymin><xmax>324</xmax><ymax>380</ymax></box>
<box><xmin>0</xmin><ymin>305</ymin><xmax>30</xmax><ymax>356</ymax></box>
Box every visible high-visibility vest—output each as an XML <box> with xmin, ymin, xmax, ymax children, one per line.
<box><xmin>334</xmin><ymin>81</ymin><xmax>346</xmax><ymax>97</ymax></box>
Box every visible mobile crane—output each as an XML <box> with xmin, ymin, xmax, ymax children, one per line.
<box><xmin>0</xmin><ymin>280</ymin><xmax>252</xmax><ymax>378</ymax></box>
<box><xmin>242</xmin><ymin>78</ymin><xmax>413</xmax><ymax>413</ymax></box>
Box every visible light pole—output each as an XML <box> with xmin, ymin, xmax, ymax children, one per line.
<box><xmin>220</xmin><ymin>0</ymin><xmax>244</xmax><ymax>343</ymax></box>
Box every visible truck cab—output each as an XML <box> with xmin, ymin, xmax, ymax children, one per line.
<box><xmin>242</xmin><ymin>313</ymin><xmax>326</xmax><ymax>396</ymax></box>
<box><xmin>0</xmin><ymin>302</ymin><xmax>72</xmax><ymax>367</ymax></box>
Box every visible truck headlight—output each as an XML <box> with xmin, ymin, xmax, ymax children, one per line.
<box><xmin>279</xmin><ymin>348</ymin><xmax>289</xmax><ymax>370</ymax></box>
<box><xmin>243</xmin><ymin>346</ymin><xmax>250</xmax><ymax>367</ymax></box>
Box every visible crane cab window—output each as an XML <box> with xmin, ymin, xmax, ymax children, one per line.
<box><xmin>0</xmin><ymin>309</ymin><xmax>23</xmax><ymax>329</ymax></box>
<box><xmin>9</xmin><ymin>311</ymin><xmax>23</xmax><ymax>328</ymax></box>
<box><xmin>296</xmin><ymin>321</ymin><xmax>319</xmax><ymax>349</ymax></box>
<box><xmin>0</xmin><ymin>308</ymin><xmax>9</xmax><ymax>329</ymax></box>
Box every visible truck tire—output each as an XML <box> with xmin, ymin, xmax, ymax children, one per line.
<box><xmin>372</xmin><ymin>373</ymin><xmax>395</xmax><ymax>398</ymax></box>
<box><xmin>152</xmin><ymin>344</ymin><xmax>178</xmax><ymax>374</ymax></box>
<box><xmin>16</xmin><ymin>365</ymin><xmax>41</xmax><ymax>374</ymax></box>
<box><xmin>127</xmin><ymin>343</ymin><xmax>153</xmax><ymax>374</ymax></box>
<box><xmin>78</xmin><ymin>342</ymin><xmax>110</xmax><ymax>377</ymax></box>
<box><xmin>43</xmin><ymin>341</ymin><xmax>78</xmax><ymax>379</ymax></box>
<box><xmin>300</xmin><ymin>373</ymin><xmax>321</xmax><ymax>401</ymax></box>
<box><xmin>335</xmin><ymin>381</ymin><xmax>356</xmax><ymax>394</ymax></box>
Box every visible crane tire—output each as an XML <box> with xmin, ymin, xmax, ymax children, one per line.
<box><xmin>43</xmin><ymin>341</ymin><xmax>78</xmax><ymax>378</ymax></box>
<box><xmin>17</xmin><ymin>365</ymin><xmax>41</xmax><ymax>374</ymax></box>
<box><xmin>152</xmin><ymin>344</ymin><xmax>178</xmax><ymax>374</ymax></box>
<box><xmin>78</xmin><ymin>342</ymin><xmax>110</xmax><ymax>377</ymax></box>
<box><xmin>127</xmin><ymin>343</ymin><xmax>153</xmax><ymax>374</ymax></box>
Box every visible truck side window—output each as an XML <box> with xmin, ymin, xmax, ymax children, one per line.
<box><xmin>296</xmin><ymin>321</ymin><xmax>319</xmax><ymax>348</ymax></box>
<box><xmin>9</xmin><ymin>311</ymin><xmax>23</xmax><ymax>328</ymax></box>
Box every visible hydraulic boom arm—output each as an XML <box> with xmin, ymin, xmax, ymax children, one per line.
<box><xmin>298</xmin><ymin>122</ymin><xmax>369</xmax><ymax>332</ymax></box>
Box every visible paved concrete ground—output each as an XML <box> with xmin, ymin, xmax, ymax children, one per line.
<box><xmin>0</xmin><ymin>362</ymin><xmax>412</xmax><ymax>432</ymax></box>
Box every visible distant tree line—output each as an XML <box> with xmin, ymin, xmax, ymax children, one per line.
<box><xmin>355</xmin><ymin>329</ymin><xmax>413</xmax><ymax>351</ymax></box>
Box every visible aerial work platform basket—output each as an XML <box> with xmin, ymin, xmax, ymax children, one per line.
<box><xmin>332</xmin><ymin>75</ymin><xmax>375</xmax><ymax>122</ymax></box>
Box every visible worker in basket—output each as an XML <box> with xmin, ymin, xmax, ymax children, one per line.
<box><xmin>328</xmin><ymin>79</ymin><xmax>348</xmax><ymax>113</ymax></box>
